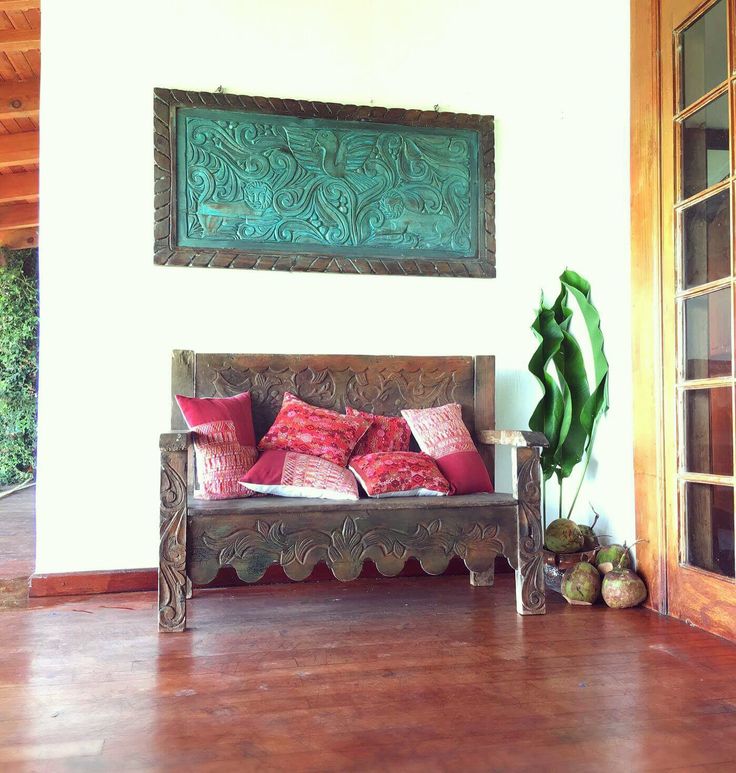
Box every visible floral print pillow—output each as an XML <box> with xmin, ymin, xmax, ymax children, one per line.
<box><xmin>346</xmin><ymin>407</ymin><xmax>412</xmax><ymax>456</ymax></box>
<box><xmin>258</xmin><ymin>393</ymin><xmax>371</xmax><ymax>468</ymax></box>
<box><xmin>349</xmin><ymin>451</ymin><xmax>450</xmax><ymax>498</ymax></box>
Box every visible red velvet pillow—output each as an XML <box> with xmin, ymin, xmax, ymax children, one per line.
<box><xmin>346</xmin><ymin>407</ymin><xmax>411</xmax><ymax>456</ymax></box>
<box><xmin>401</xmin><ymin>404</ymin><xmax>493</xmax><ymax>495</ymax></box>
<box><xmin>349</xmin><ymin>451</ymin><xmax>450</xmax><ymax>498</ymax></box>
<box><xmin>258</xmin><ymin>393</ymin><xmax>371</xmax><ymax>467</ymax></box>
<box><xmin>241</xmin><ymin>450</ymin><xmax>359</xmax><ymax>500</ymax></box>
<box><xmin>176</xmin><ymin>392</ymin><xmax>258</xmax><ymax>500</ymax></box>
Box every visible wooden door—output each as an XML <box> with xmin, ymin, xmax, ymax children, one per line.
<box><xmin>661</xmin><ymin>0</ymin><xmax>736</xmax><ymax>639</ymax></box>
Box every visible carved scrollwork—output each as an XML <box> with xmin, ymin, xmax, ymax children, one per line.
<box><xmin>515</xmin><ymin>447</ymin><xmax>545</xmax><ymax>615</ymax></box>
<box><xmin>344</xmin><ymin>369</ymin><xmax>460</xmax><ymax>415</ymax></box>
<box><xmin>159</xmin><ymin>452</ymin><xmax>188</xmax><ymax>632</ymax></box>
<box><xmin>196</xmin><ymin>515</ymin><xmax>509</xmax><ymax>586</ymax></box>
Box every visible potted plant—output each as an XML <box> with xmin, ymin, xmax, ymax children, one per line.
<box><xmin>528</xmin><ymin>270</ymin><xmax>610</xmax><ymax>592</ymax></box>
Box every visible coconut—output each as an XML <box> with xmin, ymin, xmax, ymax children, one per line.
<box><xmin>578</xmin><ymin>511</ymin><xmax>600</xmax><ymax>551</ymax></box>
<box><xmin>596</xmin><ymin>543</ymin><xmax>630</xmax><ymax>575</ymax></box>
<box><xmin>601</xmin><ymin>544</ymin><xmax>647</xmax><ymax>608</ymax></box>
<box><xmin>561</xmin><ymin>561</ymin><xmax>601</xmax><ymax>605</ymax></box>
<box><xmin>544</xmin><ymin>518</ymin><xmax>584</xmax><ymax>553</ymax></box>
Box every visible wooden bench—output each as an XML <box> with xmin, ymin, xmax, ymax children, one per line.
<box><xmin>158</xmin><ymin>352</ymin><xmax>547</xmax><ymax>632</ymax></box>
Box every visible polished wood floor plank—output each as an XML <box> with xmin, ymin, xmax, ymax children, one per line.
<box><xmin>0</xmin><ymin>486</ymin><xmax>34</xmax><ymax>583</ymax></box>
<box><xmin>0</xmin><ymin>576</ymin><xmax>735</xmax><ymax>771</ymax></box>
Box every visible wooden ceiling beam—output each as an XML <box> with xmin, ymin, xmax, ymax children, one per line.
<box><xmin>0</xmin><ymin>170</ymin><xmax>37</xmax><ymax>202</ymax></box>
<box><xmin>0</xmin><ymin>130</ymin><xmax>38</xmax><ymax>167</ymax></box>
<box><xmin>0</xmin><ymin>226</ymin><xmax>36</xmax><ymax>248</ymax></box>
<box><xmin>0</xmin><ymin>1</ymin><xmax>40</xmax><ymax>11</ymax></box>
<box><xmin>0</xmin><ymin>78</ymin><xmax>38</xmax><ymax>120</ymax></box>
<box><xmin>0</xmin><ymin>28</ymin><xmax>40</xmax><ymax>52</ymax></box>
<box><xmin>0</xmin><ymin>200</ymin><xmax>37</xmax><ymax>230</ymax></box>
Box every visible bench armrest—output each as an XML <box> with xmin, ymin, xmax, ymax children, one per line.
<box><xmin>160</xmin><ymin>431</ymin><xmax>192</xmax><ymax>452</ymax></box>
<box><xmin>477</xmin><ymin>430</ymin><xmax>548</xmax><ymax>448</ymax></box>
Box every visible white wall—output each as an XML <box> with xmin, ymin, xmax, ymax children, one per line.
<box><xmin>36</xmin><ymin>0</ymin><xmax>632</xmax><ymax>573</ymax></box>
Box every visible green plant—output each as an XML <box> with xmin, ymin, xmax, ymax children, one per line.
<box><xmin>528</xmin><ymin>269</ymin><xmax>609</xmax><ymax>524</ymax></box>
<box><xmin>0</xmin><ymin>249</ymin><xmax>38</xmax><ymax>485</ymax></box>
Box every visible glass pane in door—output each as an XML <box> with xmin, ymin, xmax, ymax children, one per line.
<box><xmin>682</xmin><ymin>189</ymin><xmax>731</xmax><ymax>287</ymax></box>
<box><xmin>684</xmin><ymin>287</ymin><xmax>732</xmax><ymax>379</ymax></box>
<box><xmin>685</xmin><ymin>387</ymin><xmax>733</xmax><ymax>474</ymax></box>
<box><xmin>682</xmin><ymin>93</ymin><xmax>730</xmax><ymax>198</ymax></box>
<box><xmin>686</xmin><ymin>482</ymin><xmax>735</xmax><ymax>577</ymax></box>
<box><xmin>681</xmin><ymin>0</ymin><xmax>728</xmax><ymax>108</ymax></box>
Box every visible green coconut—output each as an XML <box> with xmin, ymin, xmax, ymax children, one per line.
<box><xmin>578</xmin><ymin>512</ymin><xmax>600</xmax><ymax>551</ymax></box>
<box><xmin>544</xmin><ymin>518</ymin><xmax>584</xmax><ymax>553</ymax></box>
<box><xmin>561</xmin><ymin>561</ymin><xmax>601</xmax><ymax>605</ymax></box>
<box><xmin>596</xmin><ymin>543</ymin><xmax>631</xmax><ymax>575</ymax></box>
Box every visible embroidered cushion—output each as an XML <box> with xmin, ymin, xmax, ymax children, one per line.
<box><xmin>241</xmin><ymin>450</ymin><xmax>359</xmax><ymax>500</ymax></box>
<box><xmin>349</xmin><ymin>451</ymin><xmax>450</xmax><ymax>498</ymax></box>
<box><xmin>346</xmin><ymin>407</ymin><xmax>412</xmax><ymax>456</ymax></box>
<box><xmin>175</xmin><ymin>392</ymin><xmax>258</xmax><ymax>500</ymax></box>
<box><xmin>258</xmin><ymin>392</ymin><xmax>371</xmax><ymax>467</ymax></box>
<box><xmin>401</xmin><ymin>403</ymin><xmax>493</xmax><ymax>495</ymax></box>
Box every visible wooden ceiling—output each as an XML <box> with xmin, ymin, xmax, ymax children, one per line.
<box><xmin>0</xmin><ymin>0</ymin><xmax>38</xmax><ymax>250</ymax></box>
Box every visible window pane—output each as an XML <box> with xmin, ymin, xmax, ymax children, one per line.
<box><xmin>682</xmin><ymin>189</ymin><xmax>731</xmax><ymax>288</ymax></box>
<box><xmin>681</xmin><ymin>0</ymin><xmax>727</xmax><ymax>108</ymax></box>
<box><xmin>686</xmin><ymin>482</ymin><xmax>734</xmax><ymax>577</ymax></box>
<box><xmin>685</xmin><ymin>387</ymin><xmax>733</xmax><ymax>475</ymax></box>
<box><xmin>684</xmin><ymin>287</ymin><xmax>732</xmax><ymax>379</ymax></box>
<box><xmin>682</xmin><ymin>93</ymin><xmax>729</xmax><ymax>199</ymax></box>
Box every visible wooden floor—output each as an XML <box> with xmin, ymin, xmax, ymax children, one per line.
<box><xmin>0</xmin><ymin>486</ymin><xmax>34</xmax><ymax>606</ymax></box>
<box><xmin>1</xmin><ymin>576</ymin><xmax>736</xmax><ymax>771</ymax></box>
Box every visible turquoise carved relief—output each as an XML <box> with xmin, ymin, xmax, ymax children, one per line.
<box><xmin>176</xmin><ymin>108</ymin><xmax>479</xmax><ymax>258</ymax></box>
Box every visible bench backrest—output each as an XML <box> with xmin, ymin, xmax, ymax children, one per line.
<box><xmin>171</xmin><ymin>351</ymin><xmax>495</xmax><ymax>472</ymax></box>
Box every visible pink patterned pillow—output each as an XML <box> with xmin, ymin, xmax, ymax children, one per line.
<box><xmin>401</xmin><ymin>404</ymin><xmax>493</xmax><ymax>495</ymax></box>
<box><xmin>346</xmin><ymin>407</ymin><xmax>411</xmax><ymax>456</ymax></box>
<box><xmin>176</xmin><ymin>392</ymin><xmax>258</xmax><ymax>500</ymax></box>
<box><xmin>258</xmin><ymin>393</ymin><xmax>371</xmax><ymax>467</ymax></box>
<box><xmin>241</xmin><ymin>450</ymin><xmax>359</xmax><ymax>500</ymax></box>
<box><xmin>349</xmin><ymin>452</ymin><xmax>450</xmax><ymax>498</ymax></box>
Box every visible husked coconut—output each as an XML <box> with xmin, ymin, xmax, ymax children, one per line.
<box><xmin>561</xmin><ymin>562</ymin><xmax>601</xmax><ymax>605</ymax></box>
<box><xmin>544</xmin><ymin>518</ymin><xmax>584</xmax><ymax>553</ymax></box>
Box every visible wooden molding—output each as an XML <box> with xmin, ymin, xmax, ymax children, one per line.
<box><xmin>0</xmin><ymin>1</ymin><xmax>40</xmax><ymax>10</ymax></box>
<box><xmin>0</xmin><ymin>170</ymin><xmax>37</xmax><ymax>203</ymax></box>
<box><xmin>0</xmin><ymin>226</ymin><xmax>36</xmax><ymax>248</ymax></box>
<box><xmin>0</xmin><ymin>200</ymin><xmax>37</xmax><ymax>229</ymax></box>
<box><xmin>0</xmin><ymin>28</ymin><xmax>40</xmax><ymax>52</ymax></box>
<box><xmin>29</xmin><ymin>558</ymin><xmax>496</xmax><ymax>598</ymax></box>
<box><xmin>630</xmin><ymin>0</ymin><xmax>667</xmax><ymax>613</ymax></box>
<box><xmin>0</xmin><ymin>78</ymin><xmax>39</xmax><ymax>120</ymax></box>
<box><xmin>0</xmin><ymin>130</ymin><xmax>38</xmax><ymax>167</ymax></box>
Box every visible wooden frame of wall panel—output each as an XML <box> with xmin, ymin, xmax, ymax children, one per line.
<box><xmin>631</xmin><ymin>0</ymin><xmax>668</xmax><ymax>613</ymax></box>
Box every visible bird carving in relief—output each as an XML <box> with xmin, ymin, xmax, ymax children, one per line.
<box><xmin>284</xmin><ymin>127</ymin><xmax>376</xmax><ymax>178</ymax></box>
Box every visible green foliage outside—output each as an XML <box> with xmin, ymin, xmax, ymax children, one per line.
<box><xmin>528</xmin><ymin>269</ymin><xmax>609</xmax><ymax>523</ymax></box>
<box><xmin>0</xmin><ymin>249</ymin><xmax>38</xmax><ymax>485</ymax></box>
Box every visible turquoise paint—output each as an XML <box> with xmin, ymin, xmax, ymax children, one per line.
<box><xmin>175</xmin><ymin>108</ymin><xmax>479</xmax><ymax>258</ymax></box>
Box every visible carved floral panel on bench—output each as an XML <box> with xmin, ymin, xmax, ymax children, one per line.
<box><xmin>194</xmin><ymin>355</ymin><xmax>476</xmax><ymax>440</ymax></box>
<box><xmin>188</xmin><ymin>513</ymin><xmax>516</xmax><ymax>585</ymax></box>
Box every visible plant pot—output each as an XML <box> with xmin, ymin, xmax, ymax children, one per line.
<box><xmin>542</xmin><ymin>547</ymin><xmax>600</xmax><ymax>594</ymax></box>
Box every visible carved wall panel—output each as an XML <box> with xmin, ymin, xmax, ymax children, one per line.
<box><xmin>154</xmin><ymin>89</ymin><xmax>495</xmax><ymax>278</ymax></box>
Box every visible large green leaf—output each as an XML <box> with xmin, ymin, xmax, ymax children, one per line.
<box><xmin>528</xmin><ymin>303</ymin><xmax>564</xmax><ymax>481</ymax></box>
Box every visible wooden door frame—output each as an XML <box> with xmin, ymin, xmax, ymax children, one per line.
<box><xmin>631</xmin><ymin>0</ymin><xmax>668</xmax><ymax>613</ymax></box>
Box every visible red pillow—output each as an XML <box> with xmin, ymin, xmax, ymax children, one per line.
<box><xmin>401</xmin><ymin>404</ymin><xmax>493</xmax><ymax>495</ymax></box>
<box><xmin>258</xmin><ymin>393</ymin><xmax>371</xmax><ymax>467</ymax></box>
<box><xmin>349</xmin><ymin>451</ymin><xmax>450</xmax><ymax>498</ymax></box>
<box><xmin>175</xmin><ymin>392</ymin><xmax>258</xmax><ymax>500</ymax></box>
<box><xmin>346</xmin><ymin>407</ymin><xmax>411</xmax><ymax>456</ymax></box>
<box><xmin>241</xmin><ymin>450</ymin><xmax>359</xmax><ymax>500</ymax></box>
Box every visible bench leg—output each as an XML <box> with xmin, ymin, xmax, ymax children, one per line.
<box><xmin>513</xmin><ymin>446</ymin><xmax>546</xmax><ymax>616</ymax></box>
<box><xmin>159</xmin><ymin>446</ymin><xmax>188</xmax><ymax>632</ymax></box>
<box><xmin>470</xmin><ymin>566</ymin><xmax>495</xmax><ymax>587</ymax></box>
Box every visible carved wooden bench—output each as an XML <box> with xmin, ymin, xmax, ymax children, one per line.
<box><xmin>159</xmin><ymin>352</ymin><xmax>547</xmax><ymax>632</ymax></box>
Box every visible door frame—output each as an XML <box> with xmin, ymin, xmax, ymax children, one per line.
<box><xmin>631</xmin><ymin>0</ymin><xmax>668</xmax><ymax>614</ymax></box>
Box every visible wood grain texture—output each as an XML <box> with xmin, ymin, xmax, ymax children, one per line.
<box><xmin>0</xmin><ymin>169</ymin><xmax>37</xmax><ymax>202</ymax></box>
<box><xmin>0</xmin><ymin>199</ymin><xmax>35</xmax><ymax>229</ymax></box>
<box><xmin>0</xmin><ymin>77</ymin><xmax>37</xmax><ymax>119</ymax></box>
<box><xmin>2</xmin><ymin>577</ymin><xmax>736</xmax><ymax>770</ymax></box>
<box><xmin>159</xmin><ymin>443</ymin><xmax>188</xmax><ymax>632</ymax></box>
<box><xmin>630</xmin><ymin>0</ymin><xmax>667</xmax><ymax>616</ymax></box>
<box><xmin>0</xmin><ymin>129</ymin><xmax>36</xmax><ymax>166</ymax></box>
<box><xmin>0</xmin><ymin>227</ymin><xmax>36</xmax><ymax>248</ymax></box>
<box><xmin>170</xmin><ymin>349</ymin><xmax>194</xmax><ymax>431</ymax></box>
<box><xmin>0</xmin><ymin>27</ymin><xmax>38</xmax><ymax>51</ymax></box>
<box><xmin>0</xmin><ymin>486</ymin><xmax>33</xmax><ymax>608</ymax></box>
<box><xmin>513</xmin><ymin>445</ymin><xmax>545</xmax><ymax>614</ymax></box>
<box><xmin>153</xmin><ymin>88</ymin><xmax>495</xmax><ymax>278</ymax></box>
